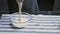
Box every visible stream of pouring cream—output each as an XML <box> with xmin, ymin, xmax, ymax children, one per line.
<box><xmin>16</xmin><ymin>0</ymin><xmax>24</xmax><ymax>23</ymax></box>
<box><xmin>12</xmin><ymin>0</ymin><xmax>25</xmax><ymax>28</ymax></box>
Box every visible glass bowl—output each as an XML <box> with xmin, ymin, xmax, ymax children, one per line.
<box><xmin>10</xmin><ymin>12</ymin><xmax>31</xmax><ymax>28</ymax></box>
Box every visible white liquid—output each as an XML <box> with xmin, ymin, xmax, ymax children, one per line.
<box><xmin>16</xmin><ymin>0</ymin><xmax>24</xmax><ymax>28</ymax></box>
<box><xmin>13</xmin><ymin>0</ymin><xmax>25</xmax><ymax>28</ymax></box>
<box><xmin>13</xmin><ymin>18</ymin><xmax>28</xmax><ymax>28</ymax></box>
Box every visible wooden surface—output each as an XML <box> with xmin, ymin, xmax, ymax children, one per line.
<box><xmin>0</xmin><ymin>14</ymin><xmax>60</xmax><ymax>34</ymax></box>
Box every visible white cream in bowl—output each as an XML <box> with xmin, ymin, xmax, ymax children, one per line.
<box><xmin>12</xmin><ymin>18</ymin><xmax>28</xmax><ymax>28</ymax></box>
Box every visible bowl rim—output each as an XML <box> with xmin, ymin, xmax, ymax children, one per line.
<box><xmin>9</xmin><ymin>12</ymin><xmax>32</xmax><ymax>23</ymax></box>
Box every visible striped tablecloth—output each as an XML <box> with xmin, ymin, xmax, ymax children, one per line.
<box><xmin>0</xmin><ymin>14</ymin><xmax>60</xmax><ymax>34</ymax></box>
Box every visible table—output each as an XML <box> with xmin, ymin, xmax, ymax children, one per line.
<box><xmin>0</xmin><ymin>14</ymin><xmax>60</xmax><ymax>34</ymax></box>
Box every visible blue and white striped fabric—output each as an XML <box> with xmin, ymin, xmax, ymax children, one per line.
<box><xmin>0</xmin><ymin>14</ymin><xmax>60</xmax><ymax>34</ymax></box>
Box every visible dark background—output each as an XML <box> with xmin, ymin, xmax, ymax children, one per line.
<box><xmin>0</xmin><ymin>0</ymin><xmax>60</xmax><ymax>15</ymax></box>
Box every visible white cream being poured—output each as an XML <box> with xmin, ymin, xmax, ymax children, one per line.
<box><xmin>16</xmin><ymin>0</ymin><xmax>24</xmax><ymax>23</ymax></box>
<box><xmin>12</xmin><ymin>0</ymin><xmax>27</xmax><ymax>28</ymax></box>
